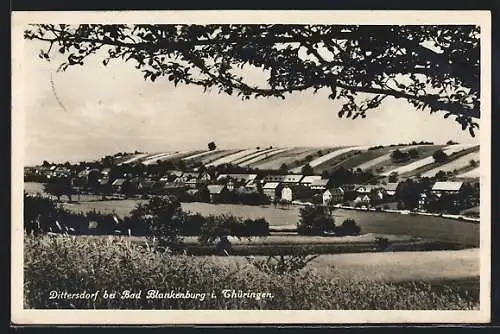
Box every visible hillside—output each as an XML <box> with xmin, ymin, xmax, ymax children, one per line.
<box><xmin>110</xmin><ymin>143</ymin><xmax>480</xmax><ymax>181</ymax></box>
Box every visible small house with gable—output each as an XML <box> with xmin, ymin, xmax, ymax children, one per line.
<box><xmin>207</xmin><ymin>184</ymin><xmax>228</xmax><ymax>203</ymax></box>
<box><xmin>111</xmin><ymin>178</ymin><xmax>127</xmax><ymax>192</ymax></box>
<box><xmin>354</xmin><ymin>194</ymin><xmax>371</xmax><ymax>206</ymax></box>
<box><xmin>323</xmin><ymin>187</ymin><xmax>345</xmax><ymax>206</ymax></box>
<box><xmin>262</xmin><ymin>182</ymin><xmax>283</xmax><ymax>200</ymax></box>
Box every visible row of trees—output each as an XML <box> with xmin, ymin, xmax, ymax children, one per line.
<box><xmin>24</xmin><ymin>194</ymin><xmax>270</xmax><ymax>253</ymax></box>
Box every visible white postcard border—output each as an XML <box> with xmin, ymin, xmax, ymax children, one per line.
<box><xmin>11</xmin><ymin>10</ymin><xmax>492</xmax><ymax>325</ymax></box>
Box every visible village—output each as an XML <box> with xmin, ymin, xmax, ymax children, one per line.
<box><xmin>24</xmin><ymin>147</ymin><xmax>480</xmax><ymax>218</ymax></box>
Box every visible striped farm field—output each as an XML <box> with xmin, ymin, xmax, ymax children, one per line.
<box><xmin>230</xmin><ymin>147</ymin><xmax>278</xmax><ymax>165</ymax></box>
<box><xmin>196</xmin><ymin>149</ymin><xmax>242</xmax><ymax>164</ymax></box>
<box><xmin>118</xmin><ymin>153</ymin><xmax>151</xmax><ymax>165</ymax></box>
<box><xmin>421</xmin><ymin>152</ymin><xmax>480</xmax><ymax>177</ymax></box>
<box><xmin>379</xmin><ymin>144</ymin><xmax>471</xmax><ymax>176</ymax></box>
<box><xmin>456</xmin><ymin>167</ymin><xmax>480</xmax><ymax>179</ymax></box>
<box><xmin>355</xmin><ymin>145</ymin><xmax>433</xmax><ymax>172</ymax></box>
<box><xmin>141</xmin><ymin>151</ymin><xmax>203</xmax><ymax>165</ymax></box>
<box><xmin>250</xmin><ymin>147</ymin><xmax>329</xmax><ymax>170</ymax></box>
<box><xmin>360</xmin><ymin>145</ymin><xmax>444</xmax><ymax>175</ymax></box>
<box><xmin>205</xmin><ymin>148</ymin><xmax>265</xmax><ymax>167</ymax></box>
<box><xmin>394</xmin><ymin>145</ymin><xmax>479</xmax><ymax>178</ymax></box>
<box><xmin>333</xmin><ymin>146</ymin><xmax>398</xmax><ymax>171</ymax></box>
<box><xmin>238</xmin><ymin>148</ymin><xmax>294</xmax><ymax>167</ymax></box>
<box><xmin>182</xmin><ymin>150</ymin><xmax>214</xmax><ymax>161</ymax></box>
<box><xmin>140</xmin><ymin>152</ymin><xmax>175</xmax><ymax>165</ymax></box>
<box><xmin>290</xmin><ymin>146</ymin><xmax>367</xmax><ymax>173</ymax></box>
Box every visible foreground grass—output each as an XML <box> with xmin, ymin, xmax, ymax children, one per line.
<box><xmin>24</xmin><ymin>235</ymin><xmax>479</xmax><ymax>310</ymax></box>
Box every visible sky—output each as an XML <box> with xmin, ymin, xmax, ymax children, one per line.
<box><xmin>21</xmin><ymin>38</ymin><xmax>479</xmax><ymax>166</ymax></box>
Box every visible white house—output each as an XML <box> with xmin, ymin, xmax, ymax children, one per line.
<box><xmin>382</xmin><ymin>182</ymin><xmax>400</xmax><ymax>197</ymax></box>
<box><xmin>281</xmin><ymin>186</ymin><xmax>293</xmax><ymax>202</ymax></box>
<box><xmin>262</xmin><ymin>182</ymin><xmax>281</xmax><ymax>200</ymax></box>
<box><xmin>226</xmin><ymin>180</ymin><xmax>235</xmax><ymax>191</ymax></box>
<box><xmin>355</xmin><ymin>185</ymin><xmax>375</xmax><ymax>194</ymax></box>
<box><xmin>356</xmin><ymin>185</ymin><xmax>386</xmax><ymax>200</ymax></box>
<box><xmin>323</xmin><ymin>187</ymin><xmax>345</xmax><ymax>206</ymax></box>
<box><xmin>354</xmin><ymin>194</ymin><xmax>371</xmax><ymax>206</ymax></box>
<box><xmin>198</xmin><ymin>170</ymin><xmax>213</xmax><ymax>182</ymax></box>
<box><xmin>207</xmin><ymin>184</ymin><xmax>227</xmax><ymax>202</ymax></box>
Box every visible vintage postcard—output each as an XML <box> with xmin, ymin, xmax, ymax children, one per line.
<box><xmin>11</xmin><ymin>10</ymin><xmax>491</xmax><ymax>325</ymax></box>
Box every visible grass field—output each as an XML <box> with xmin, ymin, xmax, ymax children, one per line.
<box><xmin>329</xmin><ymin>146</ymin><xmax>396</xmax><ymax>172</ymax></box>
<box><xmin>197</xmin><ymin>149</ymin><xmax>242</xmax><ymax>164</ymax></box>
<box><xmin>206</xmin><ymin>248</ymin><xmax>479</xmax><ymax>282</ymax></box>
<box><xmin>310</xmin><ymin>149</ymin><xmax>367</xmax><ymax>174</ymax></box>
<box><xmin>421</xmin><ymin>151</ymin><xmax>480</xmax><ymax>177</ymax></box>
<box><xmin>400</xmin><ymin>145</ymin><xmax>480</xmax><ymax>178</ymax></box>
<box><xmin>24</xmin><ymin>235</ymin><xmax>480</xmax><ymax>310</ymax></box>
<box><xmin>370</xmin><ymin>145</ymin><xmax>445</xmax><ymax>176</ymax></box>
<box><xmin>238</xmin><ymin>148</ymin><xmax>293</xmax><ymax>167</ymax></box>
<box><xmin>457</xmin><ymin>167</ymin><xmax>480</xmax><ymax>179</ymax></box>
<box><xmin>290</xmin><ymin>146</ymin><xmax>366</xmax><ymax>172</ymax></box>
<box><xmin>382</xmin><ymin>144</ymin><xmax>478</xmax><ymax>177</ymax></box>
<box><xmin>250</xmin><ymin>147</ymin><xmax>324</xmax><ymax>170</ymax></box>
<box><xmin>57</xmin><ymin>198</ymin><xmax>479</xmax><ymax>247</ymax></box>
<box><xmin>206</xmin><ymin>148</ymin><xmax>264</xmax><ymax>167</ymax></box>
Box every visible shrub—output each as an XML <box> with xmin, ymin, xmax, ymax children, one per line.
<box><xmin>180</xmin><ymin>213</ymin><xmax>205</xmax><ymax>236</ymax></box>
<box><xmin>432</xmin><ymin>150</ymin><xmax>449</xmax><ymax>163</ymax></box>
<box><xmin>376</xmin><ymin>237</ymin><xmax>390</xmax><ymax>251</ymax></box>
<box><xmin>336</xmin><ymin>219</ymin><xmax>361</xmax><ymax>236</ymax></box>
<box><xmin>129</xmin><ymin>195</ymin><xmax>185</xmax><ymax>252</ymax></box>
<box><xmin>297</xmin><ymin>205</ymin><xmax>335</xmax><ymax>235</ymax></box>
<box><xmin>242</xmin><ymin>218</ymin><xmax>270</xmax><ymax>237</ymax></box>
<box><xmin>198</xmin><ymin>214</ymin><xmax>270</xmax><ymax>245</ymax></box>
<box><xmin>24</xmin><ymin>194</ymin><xmax>64</xmax><ymax>235</ymax></box>
<box><xmin>246</xmin><ymin>249</ymin><xmax>319</xmax><ymax>275</ymax></box>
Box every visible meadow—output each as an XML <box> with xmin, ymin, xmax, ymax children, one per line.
<box><xmin>58</xmin><ymin>199</ymin><xmax>479</xmax><ymax>247</ymax></box>
<box><xmin>207</xmin><ymin>248</ymin><xmax>479</xmax><ymax>282</ymax></box>
<box><xmin>421</xmin><ymin>151</ymin><xmax>480</xmax><ymax>177</ymax></box>
<box><xmin>24</xmin><ymin>234</ymin><xmax>479</xmax><ymax>310</ymax></box>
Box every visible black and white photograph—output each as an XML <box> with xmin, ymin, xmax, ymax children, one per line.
<box><xmin>11</xmin><ymin>10</ymin><xmax>491</xmax><ymax>324</ymax></box>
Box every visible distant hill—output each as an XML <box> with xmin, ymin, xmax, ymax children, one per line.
<box><xmin>113</xmin><ymin>143</ymin><xmax>479</xmax><ymax>181</ymax></box>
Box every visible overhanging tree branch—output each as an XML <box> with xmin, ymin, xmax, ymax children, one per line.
<box><xmin>24</xmin><ymin>24</ymin><xmax>481</xmax><ymax>136</ymax></box>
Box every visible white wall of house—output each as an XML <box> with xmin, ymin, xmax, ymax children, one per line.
<box><xmin>323</xmin><ymin>188</ymin><xmax>344</xmax><ymax>205</ymax></box>
<box><xmin>281</xmin><ymin>187</ymin><xmax>293</xmax><ymax>202</ymax></box>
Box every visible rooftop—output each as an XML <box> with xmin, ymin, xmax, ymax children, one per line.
<box><xmin>207</xmin><ymin>184</ymin><xmax>226</xmax><ymax>194</ymax></box>
<box><xmin>263</xmin><ymin>182</ymin><xmax>281</xmax><ymax>190</ymax></box>
<box><xmin>432</xmin><ymin>181</ymin><xmax>464</xmax><ymax>192</ymax></box>
<box><xmin>300</xmin><ymin>176</ymin><xmax>322</xmax><ymax>184</ymax></box>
